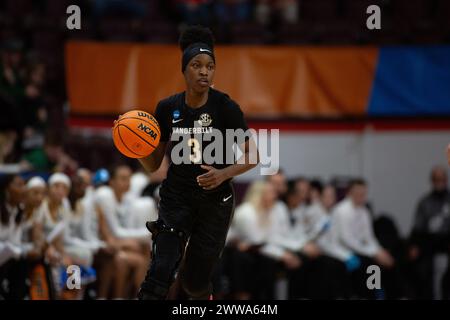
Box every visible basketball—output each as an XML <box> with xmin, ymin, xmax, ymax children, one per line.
<box><xmin>112</xmin><ymin>110</ymin><xmax>161</xmax><ymax>159</ymax></box>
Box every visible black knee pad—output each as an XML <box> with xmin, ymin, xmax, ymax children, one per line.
<box><xmin>150</xmin><ymin>232</ymin><xmax>184</xmax><ymax>282</ymax></box>
<box><xmin>139</xmin><ymin>221</ymin><xmax>187</xmax><ymax>299</ymax></box>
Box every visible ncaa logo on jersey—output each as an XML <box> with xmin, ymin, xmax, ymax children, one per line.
<box><xmin>173</xmin><ymin>110</ymin><xmax>181</xmax><ymax>119</ymax></box>
<box><xmin>198</xmin><ymin>113</ymin><xmax>212</xmax><ymax>127</ymax></box>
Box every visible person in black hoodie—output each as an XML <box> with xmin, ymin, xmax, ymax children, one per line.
<box><xmin>408</xmin><ymin>165</ymin><xmax>450</xmax><ymax>299</ymax></box>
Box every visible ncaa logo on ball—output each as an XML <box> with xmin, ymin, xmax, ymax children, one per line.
<box><xmin>138</xmin><ymin>123</ymin><xmax>158</xmax><ymax>139</ymax></box>
<box><xmin>173</xmin><ymin>110</ymin><xmax>181</xmax><ymax>119</ymax></box>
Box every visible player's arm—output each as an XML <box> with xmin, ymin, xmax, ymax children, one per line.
<box><xmin>223</xmin><ymin>137</ymin><xmax>259</xmax><ymax>177</ymax></box>
<box><xmin>138</xmin><ymin>101</ymin><xmax>170</xmax><ymax>173</ymax></box>
<box><xmin>138</xmin><ymin>142</ymin><xmax>167</xmax><ymax>173</ymax></box>
<box><xmin>197</xmin><ymin>138</ymin><xmax>259</xmax><ymax>190</ymax></box>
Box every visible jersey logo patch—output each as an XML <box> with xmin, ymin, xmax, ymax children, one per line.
<box><xmin>198</xmin><ymin>113</ymin><xmax>212</xmax><ymax>127</ymax></box>
<box><xmin>173</xmin><ymin>110</ymin><xmax>181</xmax><ymax>119</ymax></box>
<box><xmin>172</xmin><ymin>118</ymin><xmax>184</xmax><ymax>124</ymax></box>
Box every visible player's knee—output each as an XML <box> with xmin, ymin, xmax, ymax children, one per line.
<box><xmin>180</xmin><ymin>275</ymin><xmax>212</xmax><ymax>300</ymax></box>
<box><xmin>179</xmin><ymin>253</ymin><xmax>216</xmax><ymax>299</ymax></box>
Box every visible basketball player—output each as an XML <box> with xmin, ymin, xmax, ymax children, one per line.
<box><xmin>135</xmin><ymin>26</ymin><xmax>259</xmax><ymax>300</ymax></box>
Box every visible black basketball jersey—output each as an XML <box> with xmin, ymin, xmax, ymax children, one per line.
<box><xmin>154</xmin><ymin>88</ymin><xmax>249</xmax><ymax>191</ymax></box>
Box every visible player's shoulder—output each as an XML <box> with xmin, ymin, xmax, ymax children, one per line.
<box><xmin>210</xmin><ymin>87</ymin><xmax>242</xmax><ymax>112</ymax></box>
<box><xmin>156</xmin><ymin>92</ymin><xmax>184</xmax><ymax>111</ymax></box>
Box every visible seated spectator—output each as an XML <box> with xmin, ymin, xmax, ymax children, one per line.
<box><xmin>303</xmin><ymin>184</ymin><xmax>352</xmax><ymax>299</ymax></box>
<box><xmin>76</xmin><ymin>167</ymin><xmax>127</xmax><ymax>300</ymax></box>
<box><xmin>0</xmin><ymin>131</ymin><xmax>16</xmax><ymax>163</ymax></box>
<box><xmin>22</xmin><ymin>138</ymin><xmax>78</xmax><ymax>174</ymax></box>
<box><xmin>94</xmin><ymin>165</ymin><xmax>150</xmax><ymax>299</ymax></box>
<box><xmin>125</xmin><ymin>168</ymin><xmax>158</xmax><ymax>229</ymax></box>
<box><xmin>275</xmin><ymin>177</ymin><xmax>328</xmax><ymax>299</ymax></box>
<box><xmin>309</xmin><ymin>179</ymin><xmax>323</xmax><ymax>205</ymax></box>
<box><xmin>408</xmin><ymin>165</ymin><xmax>450</xmax><ymax>299</ymax></box>
<box><xmin>61</xmin><ymin>172</ymin><xmax>104</xmax><ymax>299</ymax></box>
<box><xmin>175</xmin><ymin>0</ymin><xmax>213</xmax><ymax>26</ymax></box>
<box><xmin>227</xmin><ymin>180</ymin><xmax>301</xmax><ymax>299</ymax></box>
<box><xmin>1</xmin><ymin>39</ymin><xmax>25</xmax><ymax>109</ymax></box>
<box><xmin>21</xmin><ymin>176</ymin><xmax>47</xmax><ymax>262</ymax></box>
<box><xmin>0</xmin><ymin>130</ymin><xmax>30</xmax><ymax>173</ymax></box>
<box><xmin>21</xmin><ymin>62</ymin><xmax>48</xmax><ymax>153</ymax></box>
<box><xmin>41</xmin><ymin>173</ymin><xmax>73</xmax><ymax>298</ymax></box>
<box><xmin>373</xmin><ymin>214</ymin><xmax>409</xmax><ymax>299</ymax></box>
<box><xmin>77</xmin><ymin>168</ymin><xmax>94</xmax><ymax>199</ymax></box>
<box><xmin>255</xmin><ymin>0</ymin><xmax>299</xmax><ymax>26</ymax></box>
<box><xmin>22</xmin><ymin>176</ymin><xmax>55</xmax><ymax>300</ymax></box>
<box><xmin>214</xmin><ymin>0</ymin><xmax>252</xmax><ymax>25</ymax></box>
<box><xmin>0</xmin><ymin>174</ymin><xmax>28</xmax><ymax>299</ymax></box>
<box><xmin>266</xmin><ymin>169</ymin><xmax>288</xmax><ymax>200</ymax></box>
<box><xmin>333</xmin><ymin>178</ymin><xmax>395</xmax><ymax>299</ymax></box>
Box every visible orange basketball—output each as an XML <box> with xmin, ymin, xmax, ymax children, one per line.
<box><xmin>112</xmin><ymin>110</ymin><xmax>161</xmax><ymax>159</ymax></box>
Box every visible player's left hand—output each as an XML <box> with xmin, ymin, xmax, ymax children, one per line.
<box><xmin>197</xmin><ymin>165</ymin><xmax>228</xmax><ymax>190</ymax></box>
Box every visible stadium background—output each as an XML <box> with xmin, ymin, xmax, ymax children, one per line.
<box><xmin>1</xmin><ymin>0</ymin><xmax>450</xmax><ymax>300</ymax></box>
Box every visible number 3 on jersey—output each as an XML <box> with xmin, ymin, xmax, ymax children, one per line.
<box><xmin>188</xmin><ymin>138</ymin><xmax>201</xmax><ymax>163</ymax></box>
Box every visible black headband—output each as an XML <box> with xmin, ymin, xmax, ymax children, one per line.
<box><xmin>181</xmin><ymin>42</ymin><xmax>215</xmax><ymax>73</ymax></box>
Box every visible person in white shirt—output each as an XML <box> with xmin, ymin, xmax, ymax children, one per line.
<box><xmin>77</xmin><ymin>168</ymin><xmax>94</xmax><ymax>200</ymax></box>
<box><xmin>227</xmin><ymin>180</ymin><xmax>301</xmax><ymax>299</ymax></box>
<box><xmin>42</xmin><ymin>173</ymin><xmax>72</xmax><ymax>265</ymax></box>
<box><xmin>309</xmin><ymin>179</ymin><xmax>323</xmax><ymax>205</ymax></box>
<box><xmin>266</xmin><ymin>169</ymin><xmax>288</xmax><ymax>200</ymax></box>
<box><xmin>283</xmin><ymin>178</ymin><xmax>322</xmax><ymax>259</ymax></box>
<box><xmin>22</xmin><ymin>176</ymin><xmax>57</xmax><ymax>300</ymax></box>
<box><xmin>66</xmin><ymin>173</ymin><xmax>106</xmax><ymax>267</ymax></box>
<box><xmin>39</xmin><ymin>172</ymin><xmax>76</xmax><ymax>298</ymax></box>
<box><xmin>302</xmin><ymin>184</ymin><xmax>356</xmax><ymax>299</ymax></box>
<box><xmin>76</xmin><ymin>168</ymin><xmax>126</xmax><ymax>300</ymax></box>
<box><xmin>333</xmin><ymin>179</ymin><xmax>394</xmax><ymax>299</ymax></box>
<box><xmin>124</xmin><ymin>169</ymin><xmax>158</xmax><ymax>230</ymax></box>
<box><xmin>94</xmin><ymin>165</ymin><xmax>150</xmax><ymax>299</ymax></box>
<box><xmin>278</xmin><ymin>177</ymin><xmax>323</xmax><ymax>299</ymax></box>
<box><xmin>21</xmin><ymin>177</ymin><xmax>47</xmax><ymax>262</ymax></box>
